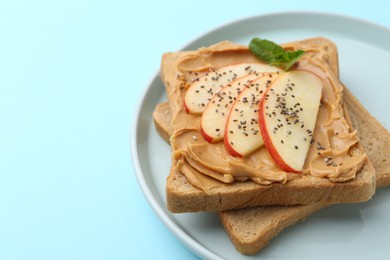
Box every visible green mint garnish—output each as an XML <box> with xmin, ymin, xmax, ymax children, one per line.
<box><xmin>249</xmin><ymin>38</ymin><xmax>305</xmax><ymax>71</ymax></box>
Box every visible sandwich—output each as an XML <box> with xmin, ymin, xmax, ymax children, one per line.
<box><xmin>160</xmin><ymin>37</ymin><xmax>376</xmax><ymax>213</ymax></box>
<box><xmin>153</xmin><ymin>86</ymin><xmax>390</xmax><ymax>254</ymax></box>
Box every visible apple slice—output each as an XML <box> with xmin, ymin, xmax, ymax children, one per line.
<box><xmin>184</xmin><ymin>63</ymin><xmax>282</xmax><ymax>114</ymax></box>
<box><xmin>259</xmin><ymin>70</ymin><xmax>323</xmax><ymax>172</ymax></box>
<box><xmin>224</xmin><ymin>74</ymin><xmax>276</xmax><ymax>157</ymax></box>
<box><xmin>200</xmin><ymin>73</ymin><xmax>261</xmax><ymax>143</ymax></box>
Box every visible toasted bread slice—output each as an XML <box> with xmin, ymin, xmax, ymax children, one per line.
<box><xmin>161</xmin><ymin>37</ymin><xmax>376</xmax><ymax>212</ymax></box>
<box><xmin>153</xmin><ymin>88</ymin><xmax>390</xmax><ymax>254</ymax></box>
<box><xmin>342</xmin><ymin>88</ymin><xmax>390</xmax><ymax>187</ymax></box>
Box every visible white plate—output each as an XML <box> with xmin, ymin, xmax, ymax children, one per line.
<box><xmin>132</xmin><ymin>12</ymin><xmax>390</xmax><ymax>259</ymax></box>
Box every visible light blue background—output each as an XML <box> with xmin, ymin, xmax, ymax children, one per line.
<box><xmin>0</xmin><ymin>1</ymin><xmax>389</xmax><ymax>259</ymax></box>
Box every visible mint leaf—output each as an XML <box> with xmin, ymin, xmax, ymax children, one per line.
<box><xmin>249</xmin><ymin>38</ymin><xmax>305</xmax><ymax>71</ymax></box>
<box><xmin>284</xmin><ymin>49</ymin><xmax>305</xmax><ymax>70</ymax></box>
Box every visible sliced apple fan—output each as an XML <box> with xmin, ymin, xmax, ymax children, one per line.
<box><xmin>185</xmin><ymin>63</ymin><xmax>322</xmax><ymax>173</ymax></box>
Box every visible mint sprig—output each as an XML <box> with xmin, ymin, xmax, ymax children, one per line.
<box><xmin>249</xmin><ymin>38</ymin><xmax>305</xmax><ymax>71</ymax></box>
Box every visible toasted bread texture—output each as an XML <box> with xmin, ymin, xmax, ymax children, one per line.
<box><xmin>166</xmin><ymin>162</ymin><xmax>374</xmax><ymax>212</ymax></box>
<box><xmin>343</xmin><ymin>88</ymin><xmax>390</xmax><ymax>187</ymax></box>
<box><xmin>161</xmin><ymin>37</ymin><xmax>376</xmax><ymax>213</ymax></box>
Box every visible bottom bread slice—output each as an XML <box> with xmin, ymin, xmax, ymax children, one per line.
<box><xmin>218</xmin><ymin>203</ymin><xmax>327</xmax><ymax>255</ymax></box>
<box><xmin>153</xmin><ymin>87</ymin><xmax>390</xmax><ymax>255</ymax></box>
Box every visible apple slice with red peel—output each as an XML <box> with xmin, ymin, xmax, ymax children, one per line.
<box><xmin>184</xmin><ymin>63</ymin><xmax>282</xmax><ymax>114</ymax></box>
<box><xmin>200</xmin><ymin>73</ymin><xmax>261</xmax><ymax>143</ymax></box>
<box><xmin>224</xmin><ymin>73</ymin><xmax>276</xmax><ymax>157</ymax></box>
<box><xmin>259</xmin><ymin>70</ymin><xmax>323</xmax><ymax>172</ymax></box>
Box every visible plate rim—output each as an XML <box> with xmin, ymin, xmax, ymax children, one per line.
<box><xmin>131</xmin><ymin>11</ymin><xmax>390</xmax><ymax>259</ymax></box>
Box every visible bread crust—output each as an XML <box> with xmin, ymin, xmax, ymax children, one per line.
<box><xmin>218</xmin><ymin>203</ymin><xmax>327</xmax><ymax>255</ymax></box>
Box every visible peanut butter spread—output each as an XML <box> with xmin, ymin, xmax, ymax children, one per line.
<box><xmin>162</xmin><ymin>40</ymin><xmax>366</xmax><ymax>192</ymax></box>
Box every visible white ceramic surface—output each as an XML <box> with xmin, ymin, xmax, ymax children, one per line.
<box><xmin>132</xmin><ymin>12</ymin><xmax>390</xmax><ymax>259</ymax></box>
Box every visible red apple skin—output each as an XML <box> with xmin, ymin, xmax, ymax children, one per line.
<box><xmin>223</xmin><ymin>124</ymin><xmax>243</xmax><ymax>158</ymax></box>
<box><xmin>184</xmin><ymin>102</ymin><xmax>190</xmax><ymax>114</ymax></box>
<box><xmin>258</xmin><ymin>87</ymin><xmax>300</xmax><ymax>173</ymax></box>
<box><xmin>200</xmin><ymin>121</ymin><xmax>215</xmax><ymax>143</ymax></box>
